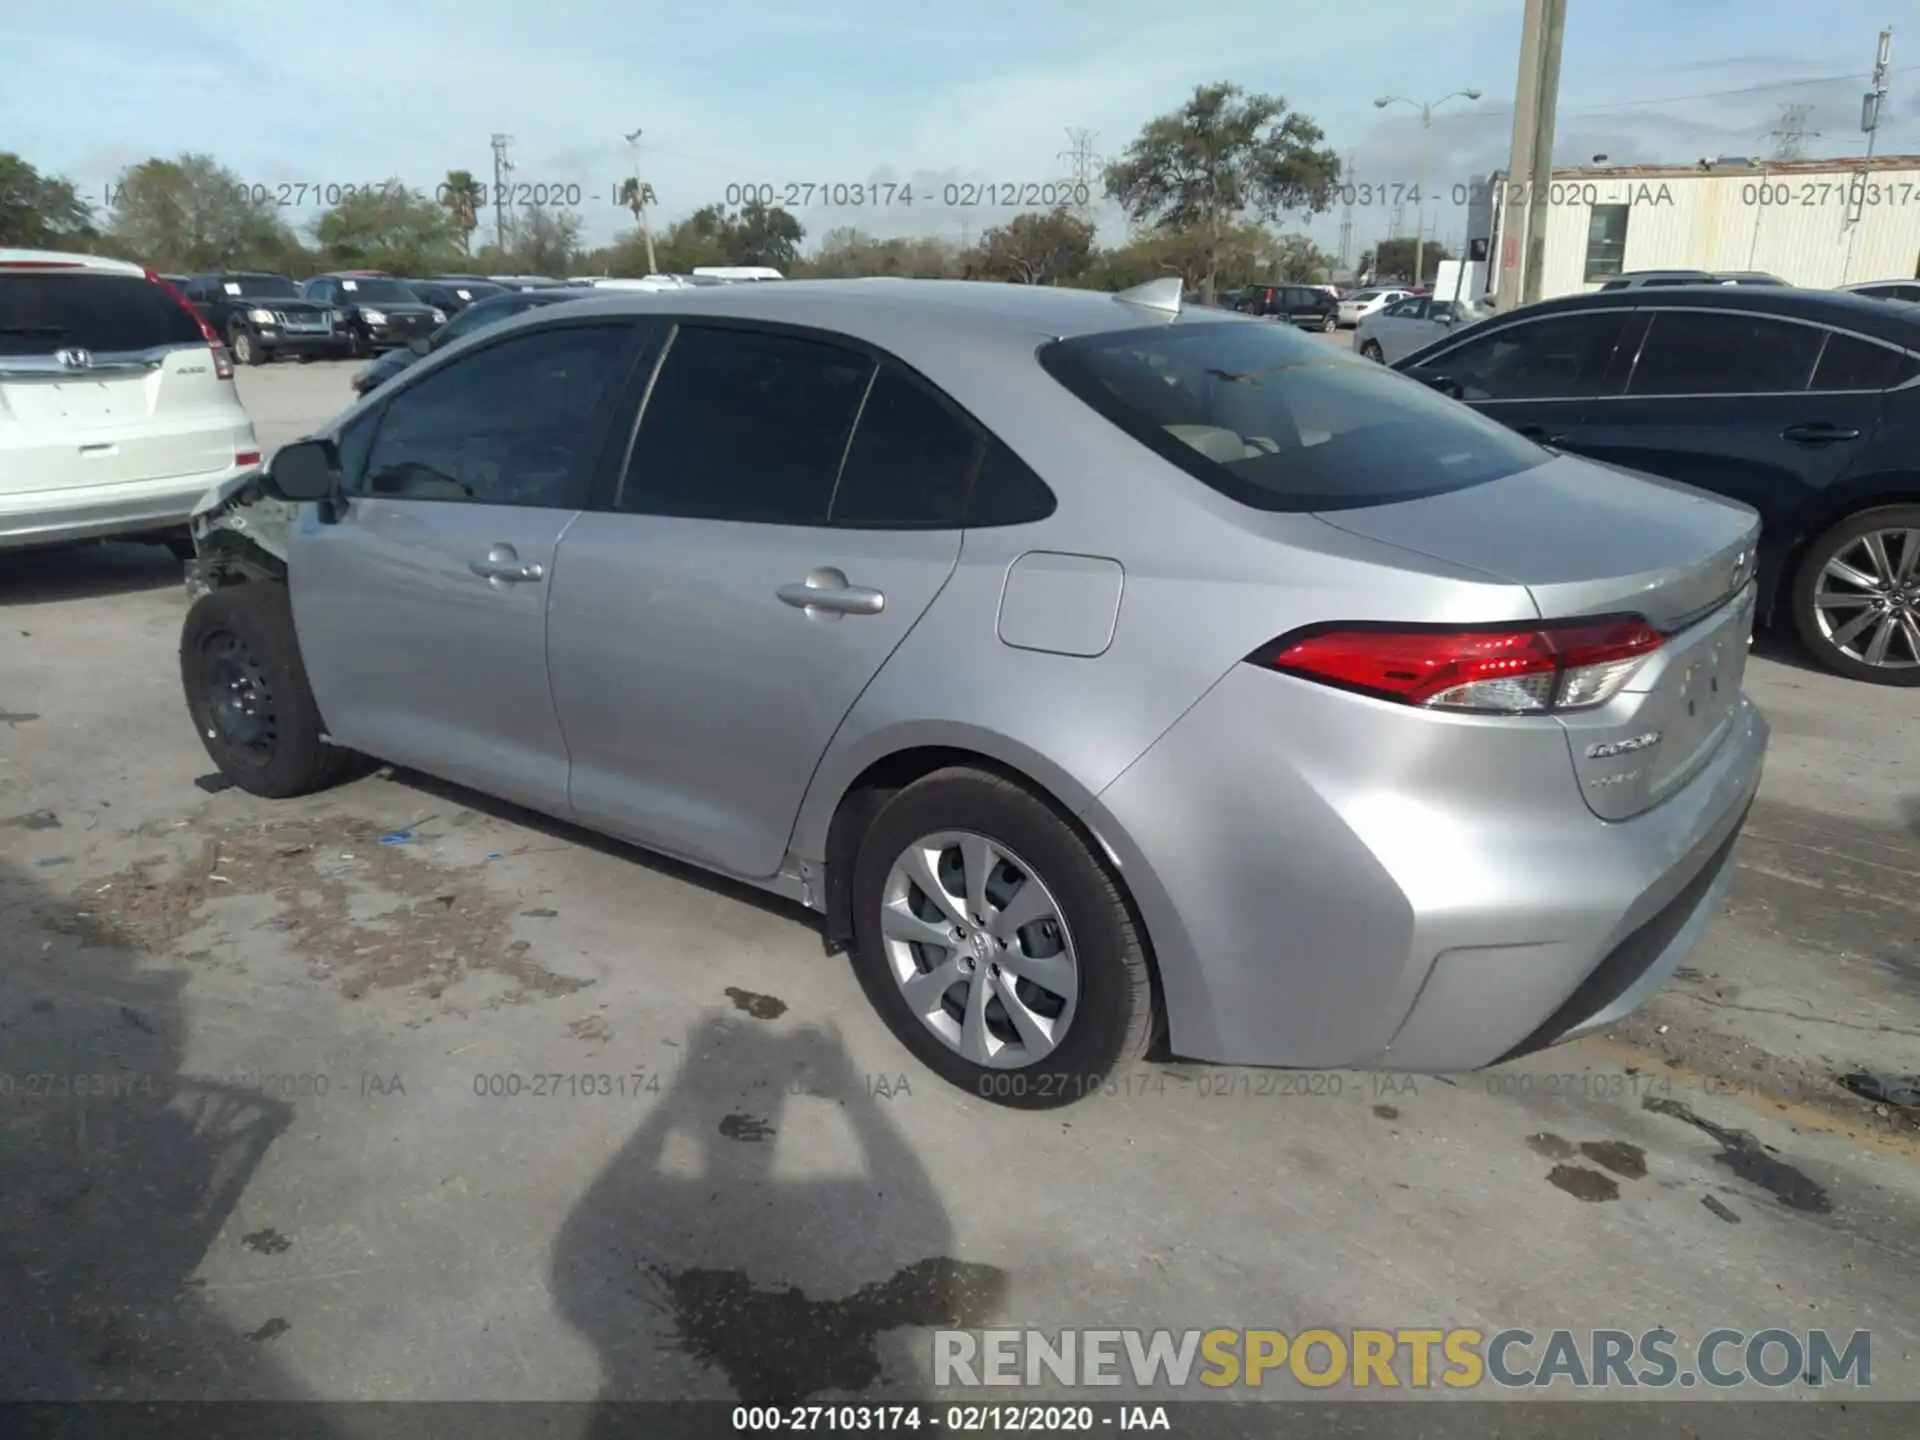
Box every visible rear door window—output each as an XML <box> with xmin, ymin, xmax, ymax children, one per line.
<box><xmin>828</xmin><ymin>363</ymin><xmax>980</xmax><ymax>528</ymax></box>
<box><xmin>1628</xmin><ymin>311</ymin><xmax>1822</xmax><ymax>395</ymax></box>
<box><xmin>0</xmin><ymin>272</ymin><xmax>204</xmax><ymax>357</ymax></box>
<box><xmin>1039</xmin><ymin>318</ymin><xmax>1547</xmax><ymax>512</ymax></box>
<box><xmin>1810</xmin><ymin>331</ymin><xmax>1919</xmax><ymax>391</ymax></box>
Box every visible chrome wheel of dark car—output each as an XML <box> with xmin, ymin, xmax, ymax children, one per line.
<box><xmin>1320</xmin><ymin>314</ymin><xmax>1337</xmax><ymax>332</ymax></box>
<box><xmin>1811</xmin><ymin>525</ymin><xmax>1920</xmax><ymax>672</ymax></box>
<box><xmin>199</xmin><ymin>631</ymin><xmax>279</xmax><ymax>759</ymax></box>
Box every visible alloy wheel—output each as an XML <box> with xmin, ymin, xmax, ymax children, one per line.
<box><xmin>879</xmin><ymin>830</ymin><xmax>1079</xmax><ymax>1069</ymax></box>
<box><xmin>200</xmin><ymin>632</ymin><xmax>279</xmax><ymax>757</ymax></box>
<box><xmin>1812</xmin><ymin>526</ymin><xmax>1920</xmax><ymax>671</ymax></box>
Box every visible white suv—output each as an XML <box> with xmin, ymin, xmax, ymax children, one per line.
<box><xmin>1</xmin><ymin>249</ymin><xmax>262</xmax><ymax>555</ymax></box>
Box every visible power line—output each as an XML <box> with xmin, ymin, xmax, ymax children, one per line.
<box><xmin>1424</xmin><ymin>65</ymin><xmax>1917</xmax><ymax>124</ymax></box>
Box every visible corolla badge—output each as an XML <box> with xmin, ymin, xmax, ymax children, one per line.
<box><xmin>1587</xmin><ymin>732</ymin><xmax>1662</xmax><ymax>760</ymax></box>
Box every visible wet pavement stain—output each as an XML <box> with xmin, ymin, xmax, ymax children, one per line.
<box><xmin>0</xmin><ymin>711</ymin><xmax>40</xmax><ymax>725</ymax></box>
<box><xmin>242</xmin><ymin>1227</ymin><xmax>292</xmax><ymax>1254</ymax></box>
<box><xmin>1526</xmin><ymin>1132</ymin><xmax>1576</xmax><ymax>1160</ymax></box>
<box><xmin>719</xmin><ymin>1112</ymin><xmax>776</xmax><ymax>1142</ymax></box>
<box><xmin>245</xmin><ymin>1318</ymin><xmax>290</xmax><ymax>1343</ymax></box>
<box><xmin>1372</xmin><ymin>1104</ymin><xmax>1400</xmax><ymax>1120</ymax></box>
<box><xmin>1702</xmin><ymin>1195</ymin><xmax>1742</xmax><ymax>1224</ymax></box>
<box><xmin>725</xmin><ymin>987</ymin><xmax>789</xmax><ymax>1020</ymax></box>
<box><xmin>1547</xmin><ymin>1164</ymin><xmax>1620</xmax><ymax>1202</ymax></box>
<box><xmin>653</xmin><ymin>1256</ymin><xmax>1008</xmax><ymax>1403</ymax></box>
<box><xmin>1579</xmin><ymin>1140</ymin><xmax>1648</xmax><ymax>1180</ymax></box>
<box><xmin>1644</xmin><ymin>1095</ymin><xmax>1831</xmax><ymax>1214</ymax></box>
<box><xmin>3</xmin><ymin>809</ymin><xmax>60</xmax><ymax>830</ymax></box>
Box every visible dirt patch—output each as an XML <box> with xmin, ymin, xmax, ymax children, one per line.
<box><xmin>43</xmin><ymin>811</ymin><xmax>589</xmax><ymax>1008</ymax></box>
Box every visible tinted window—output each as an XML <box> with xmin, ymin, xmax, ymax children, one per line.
<box><xmin>358</xmin><ymin>323</ymin><xmax>632</xmax><ymax>507</ymax></box>
<box><xmin>337</xmin><ymin>278</ymin><xmax>419</xmax><ymax>304</ymax></box>
<box><xmin>0</xmin><ymin>273</ymin><xmax>204</xmax><ymax>357</ymax></box>
<box><xmin>620</xmin><ymin>325</ymin><xmax>873</xmax><ymax>523</ymax></box>
<box><xmin>1811</xmin><ymin>331</ymin><xmax>1917</xmax><ymax>390</ymax></box>
<box><xmin>968</xmin><ymin>440</ymin><xmax>1056</xmax><ymax>526</ymax></box>
<box><xmin>1040</xmin><ymin>319</ymin><xmax>1547</xmax><ymax>512</ymax></box>
<box><xmin>1384</xmin><ymin>298</ymin><xmax>1424</xmax><ymax>319</ymax></box>
<box><xmin>1420</xmin><ymin>311</ymin><xmax>1629</xmax><ymax>401</ymax></box>
<box><xmin>228</xmin><ymin>276</ymin><xmax>301</xmax><ymax>299</ymax></box>
<box><xmin>1629</xmin><ymin>312</ymin><xmax>1821</xmax><ymax>395</ymax></box>
<box><xmin>829</xmin><ymin>364</ymin><xmax>980</xmax><ymax>528</ymax></box>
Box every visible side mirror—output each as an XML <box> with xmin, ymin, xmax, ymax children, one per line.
<box><xmin>259</xmin><ymin>437</ymin><xmax>341</xmax><ymax>504</ymax></box>
<box><xmin>1414</xmin><ymin>372</ymin><xmax>1465</xmax><ymax>400</ymax></box>
<box><xmin>407</xmin><ymin>336</ymin><xmax>432</xmax><ymax>356</ymax></box>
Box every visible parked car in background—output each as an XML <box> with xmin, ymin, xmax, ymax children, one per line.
<box><xmin>1</xmin><ymin>249</ymin><xmax>260</xmax><ymax>558</ymax></box>
<box><xmin>1593</xmin><ymin>269</ymin><xmax>1785</xmax><ymax>292</ymax></box>
<box><xmin>1715</xmin><ymin>271</ymin><xmax>1790</xmax><ymax>286</ymax></box>
<box><xmin>1336</xmin><ymin>287</ymin><xmax>1412</xmax><ymax>327</ymax></box>
<box><xmin>179</xmin><ymin>277</ymin><xmax>1766</xmax><ymax>1106</ymax></box>
<box><xmin>1395</xmin><ymin>284</ymin><xmax>1920</xmax><ymax>684</ymax></box>
<box><xmin>1355</xmin><ymin>295</ymin><xmax>1493</xmax><ymax>364</ymax></box>
<box><xmin>1238</xmin><ymin>283</ymin><xmax>1339</xmax><ymax>331</ymax></box>
<box><xmin>486</xmin><ymin>274</ymin><xmax>566</xmax><ymax>290</ymax></box>
<box><xmin>407</xmin><ymin>279</ymin><xmax>505</xmax><ymax>315</ymax></box>
<box><xmin>350</xmin><ymin>288</ymin><xmax>585</xmax><ymax>396</ymax></box>
<box><xmin>1840</xmin><ymin>279</ymin><xmax>1920</xmax><ymax>303</ymax></box>
<box><xmin>180</xmin><ymin>271</ymin><xmax>346</xmax><ymax>366</ymax></box>
<box><xmin>300</xmin><ymin>273</ymin><xmax>442</xmax><ymax>357</ymax></box>
<box><xmin>690</xmin><ymin>265</ymin><xmax>784</xmax><ymax>281</ymax></box>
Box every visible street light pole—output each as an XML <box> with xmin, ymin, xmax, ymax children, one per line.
<box><xmin>623</xmin><ymin>127</ymin><xmax>659</xmax><ymax>275</ymax></box>
<box><xmin>1376</xmin><ymin>89</ymin><xmax>1482</xmax><ymax>287</ymax></box>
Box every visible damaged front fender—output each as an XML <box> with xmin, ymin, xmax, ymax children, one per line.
<box><xmin>184</xmin><ymin>471</ymin><xmax>296</xmax><ymax>599</ymax></box>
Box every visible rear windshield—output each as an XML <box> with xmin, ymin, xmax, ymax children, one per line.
<box><xmin>338</xmin><ymin>278</ymin><xmax>420</xmax><ymax>303</ymax></box>
<box><xmin>0</xmin><ymin>272</ymin><xmax>205</xmax><ymax>357</ymax></box>
<box><xmin>1038</xmin><ymin>319</ymin><xmax>1548</xmax><ymax>512</ymax></box>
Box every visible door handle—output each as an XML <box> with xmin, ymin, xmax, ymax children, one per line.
<box><xmin>1517</xmin><ymin>424</ymin><xmax>1567</xmax><ymax>445</ymax></box>
<box><xmin>1780</xmin><ymin>423</ymin><xmax>1860</xmax><ymax>443</ymax></box>
<box><xmin>470</xmin><ymin>544</ymin><xmax>544</xmax><ymax>584</ymax></box>
<box><xmin>778</xmin><ymin>568</ymin><xmax>885</xmax><ymax>616</ymax></box>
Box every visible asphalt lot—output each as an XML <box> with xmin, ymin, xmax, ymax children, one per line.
<box><xmin>2</xmin><ymin>348</ymin><xmax>1917</xmax><ymax>1414</ymax></box>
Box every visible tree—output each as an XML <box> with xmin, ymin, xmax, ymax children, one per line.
<box><xmin>973</xmin><ymin>208</ymin><xmax>1095</xmax><ymax>285</ymax></box>
<box><xmin>729</xmin><ymin>199</ymin><xmax>803</xmax><ymax>268</ymax></box>
<box><xmin>1104</xmin><ymin>82</ymin><xmax>1340</xmax><ymax>303</ymax></box>
<box><xmin>0</xmin><ymin>153</ymin><xmax>99</xmax><ymax>248</ymax></box>
<box><xmin>103</xmin><ymin>153</ymin><xmax>300</xmax><ymax>272</ymax></box>
<box><xmin>312</xmin><ymin>181</ymin><xmax>464</xmax><ymax>274</ymax></box>
<box><xmin>439</xmin><ymin>169</ymin><xmax>486</xmax><ymax>256</ymax></box>
<box><xmin>802</xmin><ymin>227</ymin><xmax>961</xmax><ymax>279</ymax></box>
<box><xmin>1368</xmin><ymin>236</ymin><xmax>1452</xmax><ymax>285</ymax></box>
<box><xmin>507</xmin><ymin>205</ymin><xmax>583</xmax><ymax>275</ymax></box>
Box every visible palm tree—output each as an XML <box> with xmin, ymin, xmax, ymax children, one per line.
<box><xmin>440</xmin><ymin>169</ymin><xmax>485</xmax><ymax>256</ymax></box>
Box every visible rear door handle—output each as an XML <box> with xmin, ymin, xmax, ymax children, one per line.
<box><xmin>1780</xmin><ymin>423</ymin><xmax>1860</xmax><ymax>443</ymax></box>
<box><xmin>778</xmin><ymin>568</ymin><xmax>885</xmax><ymax>616</ymax></box>
<box><xmin>470</xmin><ymin>544</ymin><xmax>544</xmax><ymax>584</ymax></box>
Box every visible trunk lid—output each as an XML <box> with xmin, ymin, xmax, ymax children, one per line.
<box><xmin>1314</xmin><ymin>451</ymin><xmax>1763</xmax><ymax>820</ymax></box>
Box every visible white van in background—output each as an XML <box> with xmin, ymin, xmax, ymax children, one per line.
<box><xmin>690</xmin><ymin>266</ymin><xmax>784</xmax><ymax>282</ymax></box>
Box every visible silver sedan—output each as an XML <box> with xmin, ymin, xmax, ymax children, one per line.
<box><xmin>1355</xmin><ymin>295</ymin><xmax>1493</xmax><ymax>364</ymax></box>
<box><xmin>178</xmin><ymin>277</ymin><xmax>1767</xmax><ymax>1107</ymax></box>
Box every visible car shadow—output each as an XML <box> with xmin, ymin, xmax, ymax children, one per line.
<box><xmin>373</xmin><ymin>765</ymin><xmax>822</xmax><ymax>933</ymax></box>
<box><xmin>1748</xmin><ymin>625</ymin><xmax>1828</xmax><ymax>678</ymax></box>
<box><xmin>0</xmin><ymin>854</ymin><xmax>344</xmax><ymax>1412</ymax></box>
<box><xmin>550</xmin><ymin>1013</ymin><xmax>1009</xmax><ymax>1429</ymax></box>
<box><xmin>0</xmin><ymin>542</ymin><xmax>184</xmax><ymax>606</ymax></box>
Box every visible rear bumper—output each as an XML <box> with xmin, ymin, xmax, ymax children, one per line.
<box><xmin>1081</xmin><ymin>665</ymin><xmax>1768</xmax><ymax>1072</ymax></box>
<box><xmin>0</xmin><ymin>462</ymin><xmax>263</xmax><ymax>550</ymax></box>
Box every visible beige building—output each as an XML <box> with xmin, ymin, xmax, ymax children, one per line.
<box><xmin>1488</xmin><ymin>154</ymin><xmax>1920</xmax><ymax>298</ymax></box>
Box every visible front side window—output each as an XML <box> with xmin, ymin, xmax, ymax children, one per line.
<box><xmin>1419</xmin><ymin>311</ymin><xmax>1630</xmax><ymax>402</ymax></box>
<box><xmin>1040</xmin><ymin>319</ymin><xmax>1547</xmax><ymax>512</ymax></box>
<box><xmin>357</xmin><ymin>323</ymin><xmax>633</xmax><ymax>507</ymax></box>
<box><xmin>1584</xmin><ymin>205</ymin><xmax>1630</xmax><ymax>281</ymax></box>
<box><xmin>1628</xmin><ymin>312</ymin><xmax>1822</xmax><ymax>395</ymax></box>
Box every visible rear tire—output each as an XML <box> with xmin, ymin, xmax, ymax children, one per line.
<box><xmin>1360</xmin><ymin>340</ymin><xmax>1385</xmax><ymax>362</ymax></box>
<box><xmin>180</xmin><ymin>583</ymin><xmax>361</xmax><ymax>797</ymax></box>
<box><xmin>348</xmin><ymin>327</ymin><xmax>368</xmax><ymax>359</ymax></box>
<box><xmin>1320</xmin><ymin>314</ymin><xmax>1337</xmax><ymax>332</ymax></box>
<box><xmin>846</xmin><ymin>767</ymin><xmax>1157</xmax><ymax>1109</ymax></box>
<box><xmin>1789</xmin><ymin>504</ymin><xmax>1920</xmax><ymax>685</ymax></box>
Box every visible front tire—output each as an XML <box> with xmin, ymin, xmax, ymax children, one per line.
<box><xmin>1360</xmin><ymin>340</ymin><xmax>1385</xmax><ymax>362</ymax></box>
<box><xmin>348</xmin><ymin>327</ymin><xmax>368</xmax><ymax>360</ymax></box>
<box><xmin>1790</xmin><ymin>504</ymin><xmax>1920</xmax><ymax>684</ymax></box>
<box><xmin>847</xmin><ymin>767</ymin><xmax>1156</xmax><ymax>1109</ymax></box>
<box><xmin>230</xmin><ymin>327</ymin><xmax>265</xmax><ymax>367</ymax></box>
<box><xmin>1320</xmin><ymin>313</ymin><xmax>1337</xmax><ymax>332</ymax></box>
<box><xmin>180</xmin><ymin>583</ymin><xmax>361</xmax><ymax>797</ymax></box>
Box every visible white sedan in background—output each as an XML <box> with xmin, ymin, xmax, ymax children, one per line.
<box><xmin>1354</xmin><ymin>294</ymin><xmax>1494</xmax><ymax>364</ymax></box>
<box><xmin>1335</xmin><ymin>287</ymin><xmax>1412</xmax><ymax>327</ymax></box>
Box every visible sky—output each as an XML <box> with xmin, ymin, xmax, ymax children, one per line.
<box><xmin>5</xmin><ymin>0</ymin><xmax>1917</xmax><ymax>261</ymax></box>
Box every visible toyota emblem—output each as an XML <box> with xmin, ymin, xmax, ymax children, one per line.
<box><xmin>54</xmin><ymin>348</ymin><xmax>92</xmax><ymax>371</ymax></box>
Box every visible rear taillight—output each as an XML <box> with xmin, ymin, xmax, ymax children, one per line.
<box><xmin>1252</xmin><ymin>617</ymin><xmax>1665</xmax><ymax>714</ymax></box>
<box><xmin>146</xmin><ymin>269</ymin><xmax>234</xmax><ymax>379</ymax></box>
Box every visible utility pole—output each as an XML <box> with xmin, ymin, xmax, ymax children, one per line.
<box><xmin>1376</xmin><ymin>89</ymin><xmax>1482</xmax><ymax>288</ymax></box>
<box><xmin>490</xmin><ymin>133</ymin><xmax>514</xmax><ymax>255</ymax></box>
<box><xmin>1843</xmin><ymin>27</ymin><xmax>1894</xmax><ymax>283</ymax></box>
<box><xmin>1058</xmin><ymin>128</ymin><xmax>1101</xmax><ymax>226</ymax></box>
<box><xmin>623</xmin><ymin>127</ymin><xmax>659</xmax><ymax>274</ymax></box>
<box><xmin>1336</xmin><ymin>151</ymin><xmax>1356</xmax><ymax>274</ymax></box>
<box><xmin>1496</xmin><ymin>0</ymin><xmax>1566</xmax><ymax>309</ymax></box>
<box><xmin>1768</xmin><ymin>102</ymin><xmax>1818</xmax><ymax>160</ymax></box>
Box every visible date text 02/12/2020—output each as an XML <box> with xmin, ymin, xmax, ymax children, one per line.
<box><xmin>723</xmin><ymin>181</ymin><xmax>1093</xmax><ymax>209</ymax></box>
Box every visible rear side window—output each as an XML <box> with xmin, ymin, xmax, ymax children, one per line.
<box><xmin>829</xmin><ymin>363</ymin><xmax>979</xmax><ymax>528</ymax></box>
<box><xmin>1418</xmin><ymin>311</ymin><xmax>1629</xmax><ymax>401</ymax></box>
<box><xmin>619</xmin><ymin>324</ymin><xmax>873</xmax><ymax>523</ymax></box>
<box><xmin>1628</xmin><ymin>312</ymin><xmax>1821</xmax><ymax>395</ymax></box>
<box><xmin>1811</xmin><ymin>332</ymin><xmax>1919</xmax><ymax>391</ymax></box>
<box><xmin>0</xmin><ymin>272</ymin><xmax>204</xmax><ymax>357</ymax></box>
<box><xmin>1039</xmin><ymin>319</ymin><xmax>1547</xmax><ymax>512</ymax></box>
